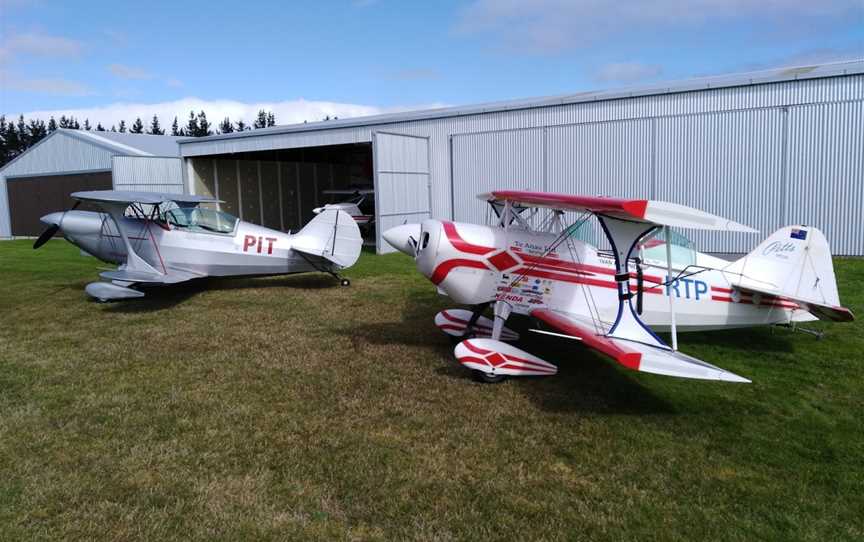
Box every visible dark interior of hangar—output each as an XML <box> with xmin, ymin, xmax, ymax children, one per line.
<box><xmin>188</xmin><ymin>143</ymin><xmax>374</xmax><ymax>239</ymax></box>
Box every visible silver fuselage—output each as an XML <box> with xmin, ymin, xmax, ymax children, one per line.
<box><xmin>44</xmin><ymin>210</ymin><xmax>321</xmax><ymax>277</ymax></box>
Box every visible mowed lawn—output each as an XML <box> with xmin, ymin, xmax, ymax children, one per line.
<box><xmin>1</xmin><ymin>239</ymin><xmax>862</xmax><ymax>541</ymax></box>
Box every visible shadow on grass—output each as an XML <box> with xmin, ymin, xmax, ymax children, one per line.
<box><xmin>351</xmin><ymin>292</ymin><xmax>676</xmax><ymax>415</ymax></box>
<box><xmin>666</xmin><ymin>326</ymin><xmax>796</xmax><ymax>355</ymax></box>
<box><xmin>101</xmin><ymin>273</ymin><xmax>343</xmax><ymax>313</ymax></box>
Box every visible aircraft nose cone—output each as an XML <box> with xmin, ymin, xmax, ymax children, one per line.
<box><xmin>40</xmin><ymin>212</ymin><xmax>65</xmax><ymax>227</ymax></box>
<box><xmin>383</xmin><ymin>224</ymin><xmax>421</xmax><ymax>256</ymax></box>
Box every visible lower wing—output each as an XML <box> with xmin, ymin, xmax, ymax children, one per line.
<box><xmin>531</xmin><ymin>308</ymin><xmax>750</xmax><ymax>383</ymax></box>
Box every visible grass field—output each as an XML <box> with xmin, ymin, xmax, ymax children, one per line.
<box><xmin>1</xmin><ymin>239</ymin><xmax>862</xmax><ymax>541</ymax></box>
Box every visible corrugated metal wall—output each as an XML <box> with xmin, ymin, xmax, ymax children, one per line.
<box><xmin>450</xmin><ymin>101</ymin><xmax>862</xmax><ymax>254</ymax></box>
<box><xmin>179</xmin><ymin>73</ymin><xmax>864</xmax><ymax>254</ymax></box>
<box><xmin>112</xmin><ymin>156</ymin><xmax>185</xmax><ymax>194</ymax></box>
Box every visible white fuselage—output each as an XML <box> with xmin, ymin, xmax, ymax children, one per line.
<box><xmin>411</xmin><ymin>219</ymin><xmax>812</xmax><ymax>332</ymax></box>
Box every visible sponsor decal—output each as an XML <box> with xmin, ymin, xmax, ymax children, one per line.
<box><xmin>790</xmin><ymin>228</ymin><xmax>808</xmax><ymax>240</ymax></box>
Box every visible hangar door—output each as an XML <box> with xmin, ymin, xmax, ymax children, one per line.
<box><xmin>373</xmin><ymin>131</ymin><xmax>431</xmax><ymax>253</ymax></box>
<box><xmin>6</xmin><ymin>171</ymin><xmax>112</xmax><ymax>236</ymax></box>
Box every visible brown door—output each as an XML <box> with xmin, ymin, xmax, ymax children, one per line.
<box><xmin>7</xmin><ymin>171</ymin><xmax>113</xmax><ymax>236</ymax></box>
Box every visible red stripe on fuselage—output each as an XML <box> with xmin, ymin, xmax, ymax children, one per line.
<box><xmin>431</xmin><ymin>259</ymin><xmax>489</xmax><ymax>285</ymax></box>
<box><xmin>441</xmin><ymin>222</ymin><xmax>496</xmax><ymax>255</ymax></box>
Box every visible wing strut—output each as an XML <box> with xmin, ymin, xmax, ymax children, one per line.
<box><xmin>664</xmin><ymin>225</ymin><xmax>678</xmax><ymax>351</ymax></box>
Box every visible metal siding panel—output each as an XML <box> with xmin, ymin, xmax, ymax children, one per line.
<box><xmin>654</xmin><ymin>108</ymin><xmax>786</xmax><ymax>253</ymax></box>
<box><xmin>111</xmin><ymin>156</ymin><xmax>185</xmax><ymax>192</ymax></box>
<box><xmin>786</xmin><ymin>101</ymin><xmax>864</xmax><ymax>255</ymax></box>
<box><xmin>451</xmin><ymin>128</ymin><xmax>544</xmax><ymax>224</ymax></box>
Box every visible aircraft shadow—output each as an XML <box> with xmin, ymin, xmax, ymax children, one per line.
<box><xmin>100</xmin><ymin>273</ymin><xmax>343</xmax><ymax>313</ymax></box>
<box><xmin>350</xmin><ymin>293</ymin><xmax>675</xmax><ymax>415</ymax></box>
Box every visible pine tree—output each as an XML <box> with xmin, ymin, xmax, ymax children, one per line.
<box><xmin>196</xmin><ymin>111</ymin><xmax>212</xmax><ymax>136</ymax></box>
<box><xmin>131</xmin><ymin>117</ymin><xmax>145</xmax><ymax>134</ymax></box>
<box><xmin>69</xmin><ymin>117</ymin><xmax>80</xmax><ymax>129</ymax></box>
<box><xmin>16</xmin><ymin>116</ymin><xmax>27</xmax><ymax>146</ymax></box>
<box><xmin>27</xmin><ymin>119</ymin><xmax>48</xmax><ymax>146</ymax></box>
<box><xmin>118</xmin><ymin>120</ymin><xmax>127</xmax><ymax>133</ymax></box>
<box><xmin>48</xmin><ymin>117</ymin><xmax>58</xmax><ymax>132</ymax></box>
<box><xmin>254</xmin><ymin>109</ymin><xmax>268</xmax><ymax>129</ymax></box>
<box><xmin>235</xmin><ymin>119</ymin><xmax>248</xmax><ymax>132</ymax></box>
<box><xmin>83</xmin><ymin>119</ymin><xmax>92</xmax><ymax>131</ymax></box>
<box><xmin>59</xmin><ymin>115</ymin><xmax>70</xmax><ymax>129</ymax></box>
<box><xmin>96</xmin><ymin>123</ymin><xmax>105</xmax><ymax>131</ymax></box>
<box><xmin>185</xmin><ymin>111</ymin><xmax>199</xmax><ymax>136</ymax></box>
<box><xmin>148</xmin><ymin>115</ymin><xmax>164</xmax><ymax>135</ymax></box>
<box><xmin>219</xmin><ymin>117</ymin><xmax>234</xmax><ymax>134</ymax></box>
<box><xmin>111</xmin><ymin>125</ymin><xmax>117</xmax><ymax>132</ymax></box>
<box><xmin>171</xmin><ymin>116</ymin><xmax>181</xmax><ymax>136</ymax></box>
<box><xmin>267</xmin><ymin>111</ymin><xmax>276</xmax><ymax>127</ymax></box>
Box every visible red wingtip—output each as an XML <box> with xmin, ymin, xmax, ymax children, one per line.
<box><xmin>622</xmin><ymin>200</ymin><xmax>649</xmax><ymax>219</ymax></box>
<box><xmin>616</xmin><ymin>352</ymin><xmax>642</xmax><ymax>371</ymax></box>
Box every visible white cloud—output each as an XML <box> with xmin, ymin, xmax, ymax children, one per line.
<box><xmin>108</xmin><ymin>63</ymin><xmax>152</xmax><ymax>80</ymax></box>
<box><xmin>10</xmin><ymin>97</ymin><xmax>445</xmax><ymax>130</ymax></box>
<box><xmin>1</xmin><ymin>70</ymin><xmax>95</xmax><ymax>96</ymax></box>
<box><xmin>455</xmin><ymin>0</ymin><xmax>863</xmax><ymax>53</ymax></box>
<box><xmin>0</xmin><ymin>32</ymin><xmax>84</xmax><ymax>59</ymax></box>
<box><xmin>595</xmin><ymin>62</ymin><xmax>663</xmax><ymax>83</ymax></box>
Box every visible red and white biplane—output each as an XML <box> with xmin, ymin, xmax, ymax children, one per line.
<box><xmin>384</xmin><ymin>191</ymin><xmax>854</xmax><ymax>384</ymax></box>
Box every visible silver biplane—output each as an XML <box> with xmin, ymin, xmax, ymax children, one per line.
<box><xmin>34</xmin><ymin>190</ymin><xmax>362</xmax><ymax>301</ymax></box>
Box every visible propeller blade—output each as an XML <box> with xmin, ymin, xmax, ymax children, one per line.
<box><xmin>32</xmin><ymin>200</ymin><xmax>80</xmax><ymax>249</ymax></box>
<box><xmin>33</xmin><ymin>224</ymin><xmax>59</xmax><ymax>249</ymax></box>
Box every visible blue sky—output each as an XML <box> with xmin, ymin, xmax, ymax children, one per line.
<box><xmin>1</xmin><ymin>0</ymin><xmax>862</xmax><ymax>127</ymax></box>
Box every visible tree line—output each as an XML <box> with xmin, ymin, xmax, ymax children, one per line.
<box><xmin>0</xmin><ymin>109</ymin><xmax>280</xmax><ymax>168</ymax></box>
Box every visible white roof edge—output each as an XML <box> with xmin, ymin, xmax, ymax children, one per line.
<box><xmin>179</xmin><ymin>58</ymin><xmax>864</xmax><ymax>147</ymax></box>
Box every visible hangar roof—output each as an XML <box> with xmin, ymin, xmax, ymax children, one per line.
<box><xmin>65</xmin><ymin>130</ymin><xmax>188</xmax><ymax>157</ymax></box>
<box><xmin>180</xmin><ymin>59</ymin><xmax>864</xmax><ymax>145</ymax></box>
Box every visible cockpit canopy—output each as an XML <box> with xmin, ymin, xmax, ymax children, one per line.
<box><xmin>164</xmin><ymin>207</ymin><xmax>238</xmax><ymax>234</ymax></box>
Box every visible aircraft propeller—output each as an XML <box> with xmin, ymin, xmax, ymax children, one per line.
<box><xmin>33</xmin><ymin>200</ymin><xmax>80</xmax><ymax>249</ymax></box>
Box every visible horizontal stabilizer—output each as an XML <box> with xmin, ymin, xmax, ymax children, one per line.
<box><xmin>434</xmin><ymin>309</ymin><xmax>519</xmax><ymax>341</ymax></box>
<box><xmin>292</xmin><ymin>209</ymin><xmax>362</xmax><ymax>268</ymax></box>
<box><xmin>454</xmin><ymin>339</ymin><xmax>557</xmax><ymax>377</ymax></box>
<box><xmin>726</xmin><ymin>225</ymin><xmax>854</xmax><ymax>322</ymax></box>
<box><xmin>532</xmin><ymin>309</ymin><xmax>750</xmax><ymax>383</ymax></box>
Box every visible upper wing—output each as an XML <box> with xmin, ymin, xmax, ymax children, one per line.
<box><xmin>531</xmin><ymin>309</ymin><xmax>750</xmax><ymax>383</ymax></box>
<box><xmin>479</xmin><ymin>190</ymin><xmax>757</xmax><ymax>232</ymax></box>
<box><xmin>72</xmin><ymin>190</ymin><xmax>220</xmax><ymax>206</ymax></box>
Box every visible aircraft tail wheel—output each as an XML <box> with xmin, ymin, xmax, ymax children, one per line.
<box><xmin>340</xmin><ymin>278</ymin><xmax>351</xmax><ymax>287</ymax></box>
<box><xmin>471</xmin><ymin>370</ymin><xmax>506</xmax><ymax>384</ymax></box>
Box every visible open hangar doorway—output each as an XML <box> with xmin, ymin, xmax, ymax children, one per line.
<box><xmin>185</xmin><ymin>131</ymin><xmax>431</xmax><ymax>254</ymax></box>
<box><xmin>187</xmin><ymin>142</ymin><xmax>376</xmax><ymax>244</ymax></box>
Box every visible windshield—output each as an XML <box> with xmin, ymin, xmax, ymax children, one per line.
<box><xmin>165</xmin><ymin>207</ymin><xmax>238</xmax><ymax>234</ymax></box>
<box><xmin>639</xmin><ymin>228</ymin><xmax>696</xmax><ymax>268</ymax></box>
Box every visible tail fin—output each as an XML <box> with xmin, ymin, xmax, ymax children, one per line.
<box><xmin>725</xmin><ymin>225</ymin><xmax>853</xmax><ymax>322</ymax></box>
<box><xmin>292</xmin><ymin>209</ymin><xmax>362</xmax><ymax>269</ymax></box>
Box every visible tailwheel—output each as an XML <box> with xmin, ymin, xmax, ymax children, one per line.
<box><xmin>471</xmin><ymin>370</ymin><xmax>507</xmax><ymax>384</ymax></box>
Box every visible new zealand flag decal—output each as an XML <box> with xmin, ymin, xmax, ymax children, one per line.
<box><xmin>790</xmin><ymin>228</ymin><xmax>808</xmax><ymax>240</ymax></box>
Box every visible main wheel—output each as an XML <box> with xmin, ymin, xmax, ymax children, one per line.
<box><xmin>340</xmin><ymin>278</ymin><xmax>351</xmax><ymax>287</ymax></box>
<box><xmin>471</xmin><ymin>370</ymin><xmax>506</xmax><ymax>384</ymax></box>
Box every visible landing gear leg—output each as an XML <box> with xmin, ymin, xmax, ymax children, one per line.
<box><xmin>470</xmin><ymin>300</ymin><xmax>513</xmax><ymax>384</ymax></box>
<box><xmin>463</xmin><ymin>302</ymin><xmax>491</xmax><ymax>338</ymax></box>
